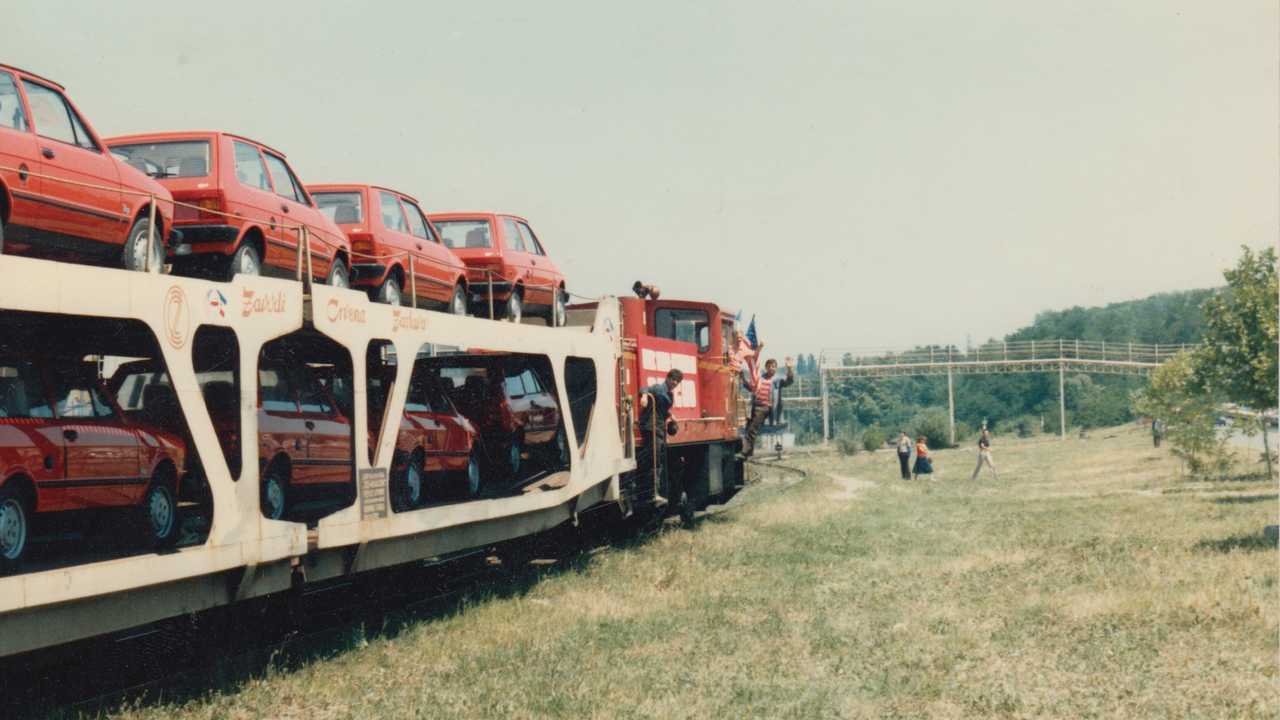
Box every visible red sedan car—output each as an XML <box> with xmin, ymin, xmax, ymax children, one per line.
<box><xmin>0</xmin><ymin>359</ymin><xmax>187</xmax><ymax>572</ymax></box>
<box><xmin>428</xmin><ymin>213</ymin><xmax>567</xmax><ymax>325</ymax></box>
<box><xmin>0</xmin><ymin>63</ymin><xmax>176</xmax><ymax>272</ymax></box>
<box><xmin>104</xmin><ymin>131</ymin><xmax>351</xmax><ymax>286</ymax></box>
<box><xmin>309</xmin><ymin>184</ymin><xmax>468</xmax><ymax>313</ymax></box>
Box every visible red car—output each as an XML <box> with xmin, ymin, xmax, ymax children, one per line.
<box><xmin>362</xmin><ymin>366</ymin><xmax>480</xmax><ymax>506</ymax></box>
<box><xmin>425</xmin><ymin>357</ymin><xmax>568</xmax><ymax>485</ymax></box>
<box><xmin>428</xmin><ymin>213</ymin><xmax>567</xmax><ymax>325</ymax></box>
<box><xmin>309</xmin><ymin>184</ymin><xmax>468</xmax><ymax>313</ymax></box>
<box><xmin>0</xmin><ymin>358</ymin><xmax>187</xmax><ymax>572</ymax></box>
<box><xmin>103</xmin><ymin>131</ymin><xmax>351</xmax><ymax>286</ymax></box>
<box><xmin>0</xmin><ymin>63</ymin><xmax>176</xmax><ymax>272</ymax></box>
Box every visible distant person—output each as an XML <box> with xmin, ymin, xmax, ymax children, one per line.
<box><xmin>896</xmin><ymin>431</ymin><xmax>912</xmax><ymax>480</ymax></box>
<box><xmin>638</xmin><ymin>368</ymin><xmax>682</xmax><ymax>503</ymax></box>
<box><xmin>743</xmin><ymin>355</ymin><xmax>795</xmax><ymax>457</ymax></box>
<box><xmin>971</xmin><ymin>428</ymin><xmax>999</xmax><ymax>480</ymax></box>
<box><xmin>1152</xmin><ymin>418</ymin><xmax>1164</xmax><ymax>448</ymax></box>
<box><xmin>912</xmin><ymin>436</ymin><xmax>933</xmax><ymax>480</ymax></box>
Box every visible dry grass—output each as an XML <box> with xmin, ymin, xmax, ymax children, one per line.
<box><xmin>96</xmin><ymin>425</ymin><xmax>1278</xmax><ymax>719</ymax></box>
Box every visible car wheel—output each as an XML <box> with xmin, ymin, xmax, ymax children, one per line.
<box><xmin>122</xmin><ymin>217</ymin><xmax>166</xmax><ymax>273</ymax></box>
<box><xmin>555</xmin><ymin>427</ymin><xmax>570</xmax><ymax>468</ymax></box>
<box><xmin>507</xmin><ymin>436</ymin><xmax>523</xmax><ymax>478</ymax></box>
<box><xmin>139</xmin><ymin>476</ymin><xmax>178</xmax><ymax>547</ymax></box>
<box><xmin>0</xmin><ymin>485</ymin><xmax>29</xmax><ymax>573</ymax></box>
<box><xmin>450</xmin><ymin>284</ymin><xmax>468</xmax><ymax>316</ymax></box>
<box><xmin>552</xmin><ymin>289</ymin><xmax>567</xmax><ymax>327</ymax></box>
<box><xmin>261</xmin><ymin>464</ymin><xmax>288</xmax><ymax>521</ymax></box>
<box><xmin>327</xmin><ymin>261</ymin><xmax>350</xmax><ymax>288</ymax></box>
<box><xmin>378</xmin><ymin>275</ymin><xmax>403</xmax><ymax>306</ymax></box>
<box><xmin>463</xmin><ymin>453</ymin><xmax>482</xmax><ymax>498</ymax></box>
<box><xmin>504</xmin><ymin>290</ymin><xmax>523</xmax><ymax>324</ymax></box>
<box><xmin>393</xmin><ymin>452</ymin><xmax>424</xmax><ymax>511</ymax></box>
<box><xmin>228</xmin><ymin>243</ymin><xmax>261</xmax><ymax>280</ymax></box>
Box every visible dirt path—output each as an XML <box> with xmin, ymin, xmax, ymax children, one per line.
<box><xmin>826</xmin><ymin>473</ymin><xmax>875</xmax><ymax>500</ymax></box>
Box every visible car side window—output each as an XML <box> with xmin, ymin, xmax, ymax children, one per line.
<box><xmin>0</xmin><ymin>72</ymin><xmax>28</xmax><ymax>131</ymax></box>
<box><xmin>0</xmin><ymin>363</ymin><xmax>51</xmax><ymax>418</ymax></box>
<box><xmin>502</xmin><ymin>218</ymin><xmax>527</xmax><ymax>252</ymax></box>
<box><xmin>22</xmin><ymin>81</ymin><xmax>78</xmax><ymax>146</ymax></box>
<box><xmin>234</xmin><ymin>141</ymin><xmax>272</xmax><ymax>191</ymax></box>
<box><xmin>296</xmin><ymin>370</ymin><xmax>333</xmax><ymax>415</ymax></box>
<box><xmin>259</xmin><ymin>368</ymin><xmax>298</xmax><ymax>412</ymax></box>
<box><xmin>262</xmin><ymin>153</ymin><xmax>300</xmax><ymax>202</ymax></box>
<box><xmin>379</xmin><ymin>192</ymin><xmax>408</xmax><ymax>233</ymax></box>
<box><xmin>90</xmin><ymin>386</ymin><xmax>115</xmax><ymax>418</ymax></box>
<box><xmin>504</xmin><ymin>373</ymin><xmax>525</xmax><ymax>399</ymax></box>
<box><xmin>401</xmin><ymin>199</ymin><xmax>432</xmax><ymax>240</ymax></box>
<box><xmin>521</xmin><ymin>369</ymin><xmax>542</xmax><ymax>395</ymax></box>
<box><xmin>517</xmin><ymin>223</ymin><xmax>545</xmax><ymax>256</ymax></box>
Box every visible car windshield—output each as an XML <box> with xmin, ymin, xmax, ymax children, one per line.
<box><xmin>434</xmin><ymin>220</ymin><xmax>492</xmax><ymax>249</ymax></box>
<box><xmin>109</xmin><ymin>140</ymin><xmax>211</xmax><ymax>179</ymax></box>
<box><xmin>314</xmin><ymin>192</ymin><xmax>363</xmax><ymax>224</ymax></box>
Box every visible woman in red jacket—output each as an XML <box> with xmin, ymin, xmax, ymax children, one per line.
<box><xmin>912</xmin><ymin>436</ymin><xmax>934</xmax><ymax>480</ymax></box>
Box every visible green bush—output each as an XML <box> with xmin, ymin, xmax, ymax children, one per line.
<box><xmin>954</xmin><ymin>421</ymin><xmax>974</xmax><ymax>443</ymax></box>
<box><xmin>910</xmin><ymin>409</ymin><xmax>952</xmax><ymax>448</ymax></box>
<box><xmin>836</xmin><ymin>434</ymin><xmax>860</xmax><ymax>456</ymax></box>
<box><xmin>862</xmin><ymin>425</ymin><xmax>886</xmax><ymax>452</ymax></box>
<box><xmin>1008</xmin><ymin>415</ymin><xmax>1040</xmax><ymax>438</ymax></box>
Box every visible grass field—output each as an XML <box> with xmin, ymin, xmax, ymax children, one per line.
<box><xmin>98</xmin><ymin>425</ymin><xmax>1277</xmax><ymax>719</ymax></box>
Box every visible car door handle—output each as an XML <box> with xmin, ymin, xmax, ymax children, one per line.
<box><xmin>280</xmin><ymin>204</ymin><xmax>290</xmax><ymax>213</ymax></box>
<box><xmin>41</xmin><ymin>147</ymin><xmax>55</xmax><ymax>159</ymax></box>
<box><xmin>63</xmin><ymin>429</ymin><xmax>78</xmax><ymax>441</ymax></box>
<box><xmin>305</xmin><ymin>420</ymin><xmax>316</xmax><ymax>430</ymax></box>
<box><xmin>416</xmin><ymin>243</ymin><xmax>423</xmax><ymax>251</ymax></box>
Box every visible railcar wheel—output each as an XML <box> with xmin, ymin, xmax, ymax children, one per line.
<box><xmin>0</xmin><ymin>485</ymin><xmax>29</xmax><ymax>573</ymax></box>
<box><xmin>261</xmin><ymin>464</ymin><xmax>289</xmax><ymax>521</ymax></box>
<box><xmin>228</xmin><ymin>243</ymin><xmax>261</xmax><ymax>279</ymax></box>
<box><xmin>122</xmin><ymin>217</ymin><xmax>165</xmax><ymax>273</ymax></box>
<box><xmin>139</xmin><ymin>474</ymin><xmax>179</xmax><ymax>547</ymax></box>
<box><xmin>378</xmin><ymin>275</ymin><xmax>403</xmax><ymax>306</ymax></box>
<box><xmin>327</xmin><ymin>261</ymin><xmax>350</xmax><ymax>288</ymax></box>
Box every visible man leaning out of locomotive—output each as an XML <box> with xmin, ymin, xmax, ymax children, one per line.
<box><xmin>639</xmin><ymin>368</ymin><xmax>682</xmax><ymax>436</ymax></box>
<box><xmin>743</xmin><ymin>356</ymin><xmax>794</xmax><ymax>457</ymax></box>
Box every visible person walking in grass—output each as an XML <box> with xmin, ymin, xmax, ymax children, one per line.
<box><xmin>971</xmin><ymin>428</ymin><xmax>999</xmax><ymax>480</ymax></box>
<box><xmin>896</xmin><ymin>431</ymin><xmax>913</xmax><ymax>480</ymax></box>
<box><xmin>912</xmin><ymin>436</ymin><xmax>934</xmax><ymax>480</ymax></box>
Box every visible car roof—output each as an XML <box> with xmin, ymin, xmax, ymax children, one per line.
<box><xmin>429</xmin><ymin>212</ymin><xmax>529</xmax><ymax>224</ymax></box>
<box><xmin>0</xmin><ymin>63</ymin><xmax>65</xmax><ymax>90</ymax></box>
<box><xmin>309</xmin><ymin>183</ymin><xmax>422</xmax><ymax>206</ymax></box>
<box><xmin>102</xmin><ymin>130</ymin><xmax>288</xmax><ymax>158</ymax></box>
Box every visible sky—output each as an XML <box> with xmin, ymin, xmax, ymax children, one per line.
<box><xmin>5</xmin><ymin>1</ymin><xmax>1276</xmax><ymax>360</ymax></box>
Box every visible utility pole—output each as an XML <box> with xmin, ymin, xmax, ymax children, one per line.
<box><xmin>947</xmin><ymin>363</ymin><xmax>956</xmax><ymax>446</ymax></box>
<box><xmin>820</xmin><ymin>359</ymin><xmax>830</xmax><ymax>446</ymax></box>
<box><xmin>1059</xmin><ymin>360</ymin><xmax>1067</xmax><ymax>439</ymax></box>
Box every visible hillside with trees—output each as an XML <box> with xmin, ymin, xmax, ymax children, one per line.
<box><xmin>789</xmin><ymin>287</ymin><xmax>1218</xmax><ymax>446</ymax></box>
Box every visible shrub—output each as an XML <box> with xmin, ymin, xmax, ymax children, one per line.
<box><xmin>862</xmin><ymin>425</ymin><xmax>886</xmax><ymax>452</ymax></box>
<box><xmin>910</xmin><ymin>409</ymin><xmax>952</xmax><ymax>448</ymax></box>
<box><xmin>836</xmin><ymin>434</ymin><xmax>860</xmax><ymax>456</ymax></box>
<box><xmin>1008</xmin><ymin>415</ymin><xmax>1040</xmax><ymax>438</ymax></box>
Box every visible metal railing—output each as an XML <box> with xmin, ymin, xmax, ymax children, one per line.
<box><xmin>821</xmin><ymin>339</ymin><xmax>1191</xmax><ymax>370</ymax></box>
<box><xmin>0</xmin><ymin>164</ymin><xmax>591</xmax><ymax>318</ymax></box>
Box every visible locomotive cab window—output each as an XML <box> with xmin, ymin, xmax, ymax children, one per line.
<box><xmin>655</xmin><ymin>308</ymin><xmax>710</xmax><ymax>352</ymax></box>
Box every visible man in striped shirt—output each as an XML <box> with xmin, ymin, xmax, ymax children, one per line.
<box><xmin>743</xmin><ymin>356</ymin><xmax>794</xmax><ymax>457</ymax></box>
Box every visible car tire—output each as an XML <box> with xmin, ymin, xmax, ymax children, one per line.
<box><xmin>327</xmin><ymin>260</ymin><xmax>350</xmax><ymax>288</ymax></box>
<box><xmin>228</xmin><ymin>243</ymin><xmax>262</xmax><ymax>280</ymax></box>
<box><xmin>139</xmin><ymin>474</ymin><xmax>179</xmax><ymax>548</ymax></box>
<box><xmin>450</xmin><ymin>284</ymin><xmax>468</xmax><ymax>316</ymax></box>
<box><xmin>504</xmin><ymin>289</ymin><xmax>523</xmax><ymax>324</ymax></box>
<box><xmin>393</xmin><ymin>451</ymin><xmax>424</xmax><ymax>511</ymax></box>
<box><xmin>551</xmin><ymin>288</ymin><xmax>568</xmax><ymax>327</ymax></box>
<box><xmin>122</xmin><ymin>217</ymin><xmax>166</xmax><ymax>273</ymax></box>
<box><xmin>378</xmin><ymin>275</ymin><xmax>403</xmax><ymax>306</ymax></box>
<box><xmin>261</xmin><ymin>463</ymin><xmax>288</xmax><ymax>521</ymax></box>
<box><xmin>462</xmin><ymin>453</ymin><xmax>483</xmax><ymax>498</ymax></box>
<box><xmin>555</xmin><ymin>427</ymin><xmax>570</xmax><ymax>468</ymax></box>
<box><xmin>0</xmin><ymin>484</ymin><xmax>29</xmax><ymax>574</ymax></box>
<box><xmin>506</xmin><ymin>435</ymin><xmax>523</xmax><ymax>478</ymax></box>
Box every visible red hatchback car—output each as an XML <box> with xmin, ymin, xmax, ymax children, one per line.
<box><xmin>427</xmin><ymin>357</ymin><xmax>568</xmax><ymax>486</ymax></box>
<box><xmin>0</xmin><ymin>64</ymin><xmax>176</xmax><ymax>272</ymax></box>
<box><xmin>428</xmin><ymin>213</ymin><xmax>567</xmax><ymax>325</ymax></box>
<box><xmin>104</xmin><ymin>131</ymin><xmax>351</xmax><ymax>286</ymax></box>
<box><xmin>0</xmin><ymin>358</ymin><xmax>187</xmax><ymax>572</ymax></box>
<box><xmin>309</xmin><ymin>184</ymin><xmax>468</xmax><ymax>312</ymax></box>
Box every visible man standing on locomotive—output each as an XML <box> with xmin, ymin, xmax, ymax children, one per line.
<box><xmin>638</xmin><ymin>368</ymin><xmax>682</xmax><ymax>503</ymax></box>
<box><xmin>743</xmin><ymin>356</ymin><xmax>795</xmax><ymax>457</ymax></box>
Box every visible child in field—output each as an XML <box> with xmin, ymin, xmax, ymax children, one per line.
<box><xmin>912</xmin><ymin>436</ymin><xmax>934</xmax><ymax>480</ymax></box>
